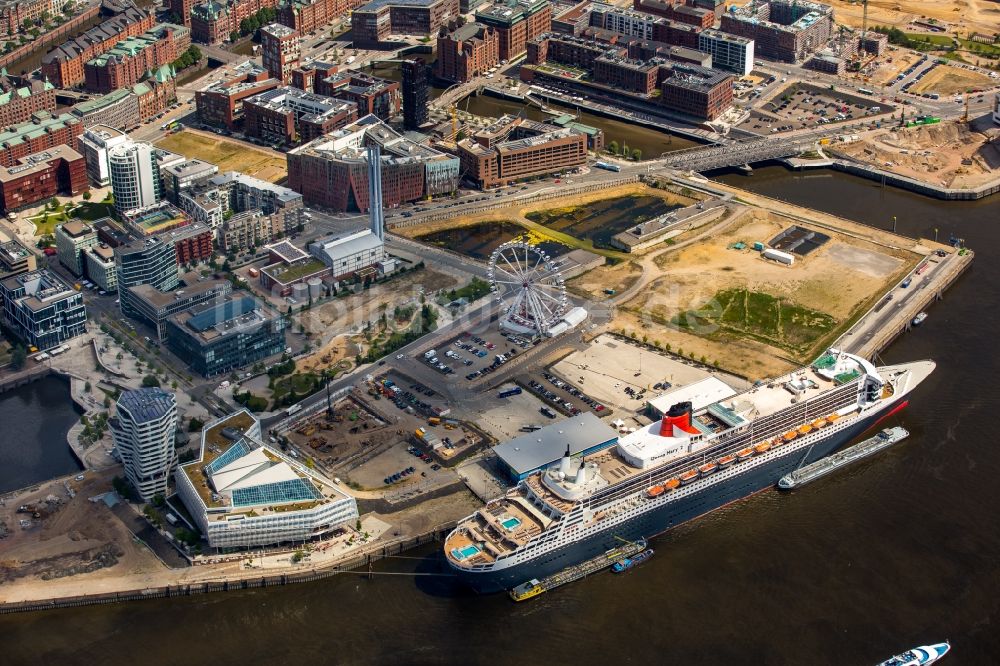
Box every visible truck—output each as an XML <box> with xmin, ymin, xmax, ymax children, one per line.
<box><xmin>424</xmin><ymin>349</ymin><xmax>436</xmax><ymax>359</ymax></box>
<box><xmin>165</xmin><ymin>513</ymin><xmax>178</xmax><ymax>526</ymax></box>
<box><xmin>428</xmin><ymin>417</ymin><xmax>441</xmax><ymax>426</ymax></box>
<box><xmin>498</xmin><ymin>386</ymin><xmax>523</xmax><ymax>398</ymax></box>
<box><xmin>540</xmin><ymin>406</ymin><xmax>557</xmax><ymax>419</ymax></box>
<box><xmin>248</xmin><ymin>267</ymin><xmax>260</xmax><ymax>278</ymax></box>
<box><xmin>286</xmin><ymin>404</ymin><xmax>303</xmax><ymax>416</ymax></box>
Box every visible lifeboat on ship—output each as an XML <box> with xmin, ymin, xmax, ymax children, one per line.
<box><xmin>698</xmin><ymin>462</ymin><xmax>718</xmax><ymax>476</ymax></box>
<box><xmin>736</xmin><ymin>447</ymin><xmax>754</xmax><ymax>460</ymax></box>
<box><xmin>812</xmin><ymin>417</ymin><xmax>828</xmax><ymax>429</ymax></box>
<box><xmin>717</xmin><ymin>454</ymin><xmax>737</xmax><ymax>468</ymax></box>
<box><xmin>646</xmin><ymin>485</ymin><xmax>665</xmax><ymax>499</ymax></box>
<box><xmin>678</xmin><ymin>470</ymin><xmax>698</xmax><ymax>485</ymax></box>
<box><xmin>826</xmin><ymin>412</ymin><xmax>840</xmax><ymax>422</ymax></box>
<box><xmin>783</xmin><ymin>430</ymin><xmax>798</xmax><ymax>442</ymax></box>
<box><xmin>664</xmin><ymin>478</ymin><xmax>680</xmax><ymax>491</ymax></box>
<box><xmin>798</xmin><ymin>424</ymin><xmax>813</xmax><ymax>435</ymax></box>
<box><xmin>755</xmin><ymin>441</ymin><xmax>772</xmax><ymax>454</ymax></box>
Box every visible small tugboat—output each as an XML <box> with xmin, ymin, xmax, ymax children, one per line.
<box><xmin>611</xmin><ymin>548</ymin><xmax>654</xmax><ymax>573</ymax></box>
<box><xmin>876</xmin><ymin>641</ymin><xmax>950</xmax><ymax>665</ymax></box>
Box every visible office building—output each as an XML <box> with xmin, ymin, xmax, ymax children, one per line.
<box><xmin>195</xmin><ymin>61</ymin><xmax>281</xmax><ymax>131</ymax></box>
<box><xmin>175</xmin><ymin>410</ymin><xmax>359</xmax><ymax>549</ymax></box>
<box><xmin>352</xmin><ymin>0</ymin><xmax>460</xmax><ymax>47</ymax></box>
<box><xmin>160</xmin><ymin>159</ymin><xmax>219</xmax><ymax>204</ymax></box>
<box><xmin>109</xmin><ymin>140</ymin><xmax>162</xmax><ymax>216</ymax></box>
<box><xmin>659</xmin><ymin>62</ymin><xmax>733</xmax><ymax>120</ymax></box>
<box><xmin>698</xmin><ymin>29</ymin><xmax>754</xmax><ymax>76</ymax></box>
<box><xmin>83</xmin><ymin>244</ymin><xmax>118</xmax><ymax>292</ymax></box>
<box><xmin>288</xmin><ymin>114</ymin><xmax>459</xmax><ymax>211</ymax></box>
<box><xmin>110</xmin><ymin>388</ymin><xmax>177</xmax><ymax>502</ymax></box>
<box><xmin>0</xmin><ymin>146</ymin><xmax>88</xmax><ymax>213</ymax></box>
<box><xmin>79</xmin><ymin>125</ymin><xmax>130</xmax><ymax>187</ymax></box>
<box><xmin>261</xmin><ymin>23</ymin><xmax>300</xmax><ymax>84</ymax></box>
<box><xmin>0</xmin><ymin>269</ymin><xmax>87</xmax><ymax>350</ymax></box>
<box><xmin>454</xmin><ymin>115</ymin><xmax>587</xmax><ymax>189</ymax></box>
<box><xmin>244</xmin><ymin>87</ymin><xmax>358</xmax><ymax>146</ymax></box>
<box><xmin>435</xmin><ymin>22</ymin><xmax>499</xmax><ymax>84</ymax></box>
<box><xmin>0</xmin><ymin>113</ymin><xmax>83</xmax><ymax>169</ymax></box>
<box><xmin>0</xmin><ymin>236</ymin><xmax>36</xmax><ymax>278</ymax></box>
<box><xmin>317</xmin><ymin>71</ymin><xmax>401</xmax><ymax>121</ymax></box>
<box><xmin>401</xmin><ymin>58</ymin><xmax>429</xmax><ymax>130</ymax></box>
<box><xmin>165</xmin><ymin>295</ymin><xmax>286</xmax><ymax>376</ymax></box>
<box><xmin>475</xmin><ymin>0</ymin><xmax>552</xmax><ymax>61</ymax></box>
<box><xmin>72</xmin><ymin>88</ymin><xmax>142</xmax><ymax>133</ymax></box>
<box><xmin>55</xmin><ymin>221</ymin><xmax>98</xmax><ymax>277</ymax></box>
<box><xmin>41</xmin><ymin>4</ymin><xmax>155</xmax><ymax>88</ymax></box>
<box><xmin>719</xmin><ymin>0</ymin><xmax>833</xmax><ymax>63</ymax></box>
<box><xmin>128</xmin><ymin>274</ymin><xmax>232</xmax><ymax>339</ymax></box>
<box><xmin>115</xmin><ymin>235</ymin><xmax>179</xmax><ymax>317</ymax></box>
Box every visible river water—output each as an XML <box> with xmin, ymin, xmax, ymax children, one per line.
<box><xmin>0</xmin><ymin>376</ymin><xmax>83</xmax><ymax>494</ymax></box>
<box><xmin>1</xmin><ymin>169</ymin><xmax>998</xmax><ymax>664</ymax></box>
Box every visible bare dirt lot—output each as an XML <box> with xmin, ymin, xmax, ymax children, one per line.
<box><xmin>0</xmin><ymin>471</ymin><xmax>163</xmax><ymax>590</ymax></box>
<box><xmin>909</xmin><ymin>64</ymin><xmax>995</xmax><ymax>95</ymax></box>
<box><xmin>836</xmin><ymin>122</ymin><xmax>1000</xmax><ymax>189</ymax></box>
<box><xmin>824</xmin><ymin>0</ymin><xmax>1000</xmax><ymax>36</ymax></box>
<box><xmin>155</xmin><ymin>130</ymin><xmax>287</xmax><ymax>183</ymax></box>
<box><xmin>568</xmin><ymin>259</ymin><xmax>642</xmax><ymax>299</ymax></box>
<box><xmin>872</xmin><ymin>50</ymin><xmax>923</xmax><ymax>87</ymax></box>
<box><xmin>611</xmin><ymin>210</ymin><xmax>915</xmax><ymax>379</ymax></box>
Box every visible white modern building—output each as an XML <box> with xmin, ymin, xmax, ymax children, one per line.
<box><xmin>78</xmin><ymin>125</ymin><xmax>130</xmax><ymax>187</ymax></box>
<box><xmin>110</xmin><ymin>388</ymin><xmax>178</xmax><ymax>502</ymax></box>
<box><xmin>698</xmin><ymin>29</ymin><xmax>755</xmax><ymax>77</ymax></box>
<box><xmin>175</xmin><ymin>410</ymin><xmax>359</xmax><ymax>549</ymax></box>
<box><xmin>83</xmin><ymin>244</ymin><xmax>118</xmax><ymax>293</ymax></box>
<box><xmin>590</xmin><ymin>4</ymin><xmax>660</xmax><ymax>41</ymax></box>
<box><xmin>108</xmin><ymin>140</ymin><xmax>163</xmax><ymax>216</ymax></box>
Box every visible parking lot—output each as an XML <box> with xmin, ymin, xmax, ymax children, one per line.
<box><xmin>742</xmin><ymin>84</ymin><xmax>896</xmax><ymax>133</ymax></box>
<box><xmin>347</xmin><ymin>441</ymin><xmax>457</xmax><ymax>498</ymax></box>
<box><xmin>477</xmin><ymin>384</ymin><xmax>560</xmax><ymax>440</ymax></box>
<box><xmin>416</xmin><ymin>327</ymin><xmax>538</xmax><ymax>383</ymax></box>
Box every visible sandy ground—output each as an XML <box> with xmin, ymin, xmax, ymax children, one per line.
<box><xmin>870</xmin><ymin>50</ymin><xmax>922</xmax><ymax>87</ymax></box>
<box><xmin>607</xmin><ymin>210</ymin><xmax>914</xmax><ymax>380</ymax></box>
<box><xmin>155</xmin><ymin>130</ymin><xmax>287</xmax><ymax>183</ymax></box>
<box><xmin>837</xmin><ymin>121</ymin><xmax>1000</xmax><ymax>188</ymax></box>
<box><xmin>909</xmin><ymin>64</ymin><xmax>995</xmax><ymax>95</ymax></box>
<box><xmin>0</xmin><ymin>470</ymin><xmax>164</xmax><ymax>588</ymax></box>
<box><xmin>396</xmin><ymin>184</ymin><xmax>695</xmax><ymax>257</ymax></box>
<box><xmin>824</xmin><ymin>0</ymin><xmax>1000</xmax><ymax>36</ymax></box>
<box><xmin>568</xmin><ymin>259</ymin><xmax>642</xmax><ymax>299</ymax></box>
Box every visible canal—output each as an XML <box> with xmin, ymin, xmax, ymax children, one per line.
<box><xmin>0</xmin><ymin>171</ymin><xmax>998</xmax><ymax>664</ymax></box>
<box><xmin>0</xmin><ymin>375</ymin><xmax>83</xmax><ymax>494</ymax></box>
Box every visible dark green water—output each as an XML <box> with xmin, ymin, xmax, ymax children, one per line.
<box><xmin>416</xmin><ymin>220</ymin><xmax>568</xmax><ymax>260</ymax></box>
<box><xmin>2</xmin><ymin>169</ymin><xmax>1000</xmax><ymax>665</ymax></box>
<box><xmin>527</xmin><ymin>195</ymin><xmax>681</xmax><ymax>248</ymax></box>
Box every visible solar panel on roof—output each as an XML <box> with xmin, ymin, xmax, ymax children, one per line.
<box><xmin>231</xmin><ymin>478</ymin><xmax>321</xmax><ymax>507</ymax></box>
<box><xmin>206</xmin><ymin>439</ymin><xmax>252</xmax><ymax>474</ymax></box>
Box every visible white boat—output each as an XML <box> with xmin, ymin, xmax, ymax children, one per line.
<box><xmin>912</xmin><ymin>312</ymin><xmax>928</xmax><ymax>326</ymax></box>
<box><xmin>877</xmin><ymin>641</ymin><xmax>950</xmax><ymax>665</ymax></box>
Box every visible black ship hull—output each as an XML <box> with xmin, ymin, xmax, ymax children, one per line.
<box><xmin>451</xmin><ymin>406</ymin><xmax>891</xmax><ymax>593</ymax></box>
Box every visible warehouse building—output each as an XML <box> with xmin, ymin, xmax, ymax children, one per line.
<box><xmin>493</xmin><ymin>412</ymin><xmax>619</xmax><ymax>482</ymax></box>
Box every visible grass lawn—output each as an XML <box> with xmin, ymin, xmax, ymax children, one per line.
<box><xmin>156</xmin><ymin>131</ymin><xmax>287</xmax><ymax>183</ymax></box>
<box><xmin>955</xmin><ymin>38</ymin><xmax>1000</xmax><ymax>57</ymax></box>
<box><xmin>905</xmin><ymin>33</ymin><xmax>952</xmax><ymax>47</ymax></box>
<box><xmin>272</xmin><ymin>372</ymin><xmax>321</xmax><ymax>403</ymax></box>
<box><xmin>672</xmin><ymin>288</ymin><xmax>838</xmax><ymax>358</ymax></box>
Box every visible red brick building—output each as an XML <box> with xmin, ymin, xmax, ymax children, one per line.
<box><xmin>317</xmin><ymin>71</ymin><xmax>400</xmax><ymax>121</ymax></box>
<box><xmin>41</xmin><ymin>5</ymin><xmax>154</xmax><ymax>89</ymax></box>
<box><xmin>527</xmin><ymin>33</ymin><xmax>624</xmax><ymax>70</ymax></box>
<box><xmin>277</xmin><ymin>0</ymin><xmax>366</xmax><ymax>34</ymax></box>
<box><xmin>0</xmin><ymin>145</ymin><xmax>87</xmax><ymax>212</ymax></box>
<box><xmin>190</xmin><ymin>0</ymin><xmax>280</xmax><ymax>45</ymax></box>
<box><xmin>435</xmin><ymin>21</ymin><xmax>499</xmax><ymax>84</ymax></box>
<box><xmin>168</xmin><ymin>0</ymin><xmax>196</xmax><ymax>26</ymax></box>
<box><xmin>0</xmin><ymin>77</ymin><xmax>57</xmax><ymax>127</ymax></box>
<box><xmin>260</xmin><ymin>23</ymin><xmax>300</xmax><ymax>83</ymax></box>
<box><xmin>166</xmin><ymin>222</ymin><xmax>214</xmax><ymax>263</ymax></box>
<box><xmin>0</xmin><ymin>113</ymin><xmax>83</xmax><ymax>169</ymax></box>
<box><xmin>243</xmin><ymin>87</ymin><xmax>357</xmax><ymax>145</ymax></box>
<box><xmin>593</xmin><ymin>55</ymin><xmax>659</xmax><ymax>95</ymax></box>
<box><xmin>134</xmin><ymin>68</ymin><xmax>179</xmax><ymax>123</ymax></box>
<box><xmin>195</xmin><ymin>61</ymin><xmax>281</xmax><ymax>130</ymax></box>
<box><xmin>84</xmin><ymin>25</ymin><xmax>184</xmax><ymax>94</ymax></box>
<box><xmin>474</xmin><ymin>0</ymin><xmax>551</xmax><ymax>61</ymax></box>
<box><xmin>632</xmin><ymin>0</ymin><xmax>713</xmax><ymax>29</ymax></box>
<box><xmin>659</xmin><ymin>62</ymin><xmax>733</xmax><ymax>120</ymax></box>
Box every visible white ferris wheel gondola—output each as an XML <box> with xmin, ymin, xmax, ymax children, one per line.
<box><xmin>487</xmin><ymin>240</ymin><xmax>567</xmax><ymax>337</ymax></box>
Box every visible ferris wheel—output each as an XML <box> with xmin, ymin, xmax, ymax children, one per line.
<box><xmin>487</xmin><ymin>240</ymin><xmax>568</xmax><ymax>337</ymax></box>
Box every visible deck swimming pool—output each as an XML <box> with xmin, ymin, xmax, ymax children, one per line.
<box><xmin>451</xmin><ymin>544</ymin><xmax>482</xmax><ymax>560</ymax></box>
<box><xmin>501</xmin><ymin>516</ymin><xmax>522</xmax><ymax>530</ymax></box>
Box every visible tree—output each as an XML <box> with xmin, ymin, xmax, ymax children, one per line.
<box><xmin>142</xmin><ymin>374</ymin><xmax>161</xmax><ymax>387</ymax></box>
<box><xmin>631</xmin><ymin>148</ymin><xmax>642</xmax><ymax>161</ymax></box>
<box><xmin>188</xmin><ymin>417</ymin><xmax>205</xmax><ymax>432</ymax></box>
<box><xmin>82</xmin><ymin>190</ymin><xmax>91</xmax><ymax>200</ymax></box>
<box><xmin>608</xmin><ymin>140</ymin><xmax>619</xmax><ymax>155</ymax></box>
<box><xmin>8</xmin><ymin>343</ymin><xmax>29</xmax><ymax>369</ymax></box>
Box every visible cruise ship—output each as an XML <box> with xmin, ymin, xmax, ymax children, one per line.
<box><xmin>444</xmin><ymin>349</ymin><xmax>934</xmax><ymax>593</ymax></box>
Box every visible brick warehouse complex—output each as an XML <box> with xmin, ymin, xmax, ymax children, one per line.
<box><xmin>288</xmin><ymin>115</ymin><xmax>458</xmax><ymax>211</ymax></box>
<box><xmin>454</xmin><ymin>116</ymin><xmax>587</xmax><ymax>189</ymax></box>
<box><xmin>0</xmin><ymin>113</ymin><xmax>83</xmax><ymax>169</ymax></box>
<box><xmin>435</xmin><ymin>21</ymin><xmax>500</xmax><ymax>84</ymax></box>
<box><xmin>191</xmin><ymin>0</ymin><xmax>280</xmax><ymax>45</ymax></box>
<box><xmin>0</xmin><ymin>78</ymin><xmax>56</xmax><ymax>128</ymax></box>
<box><xmin>196</xmin><ymin>61</ymin><xmax>281</xmax><ymax>130</ymax></box>
<box><xmin>84</xmin><ymin>24</ymin><xmax>189</xmax><ymax>94</ymax></box>
<box><xmin>308</xmin><ymin>70</ymin><xmax>401</xmax><ymax>121</ymax></box>
<box><xmin>279</xmin><ymin>0</ymin><xmax>366</xmax><ymax>34</ymax></box>
<box><xmin>244</xmin><ymin>87</ymin><xmax>357</xmax><ymax>145</ymax></box>
<box><xmin>0</xmin><ymin>146</ymin><xmax>87</xmax><ymax>212</ymax></box>
<box><xmin>719</xmin><ymin>0</ymin><xmax>833</xmax><ymax>63</ymax></box>
<box><xmin>351</xmin><ymin>0</ymin><xmax>460</xmax><ymax>47</ymax></box>
<box><xmin>42</xmin><ymin>4</ymin><xmax>155</xmax><ymax>89</ymax></box>
<box><xmin>475</xmin><ymin>0</ymin><xmax>551</xmax><ymax>61</ymax></box>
